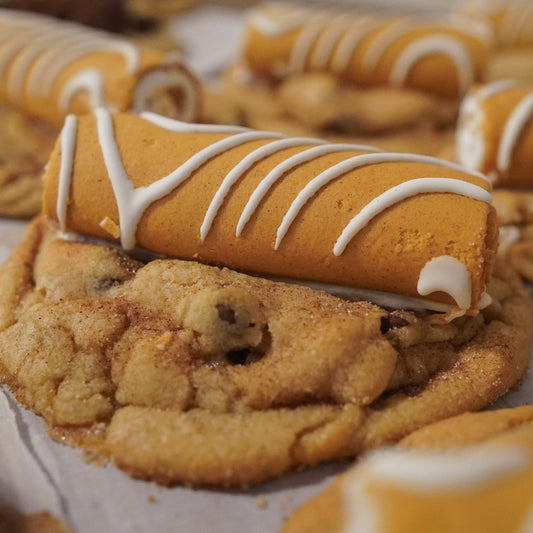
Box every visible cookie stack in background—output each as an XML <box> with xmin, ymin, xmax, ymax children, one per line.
<box><xmin>0</xmin><ymin>1</ymin><xmax>533</xmax><ymax>533</ymax></box>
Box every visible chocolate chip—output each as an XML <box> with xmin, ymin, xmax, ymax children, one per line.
<box><xmin>226</xmin><ymin>348</ymin><xmax>250</xmax><ymax>365</ymax></box>
<box><xmin>95</xmin><ymin>277</ymin><xmax>124</xmax><ymax>291</ymax></box>
<box><xmin>380</xmin><ymin>315</ymin><xmax>410</xmax><ymax>334</ymax></box>
<box><xmin>216</xmin><ymin>303</ymin><xmax>236</xmax><ymax>325</ymax></box>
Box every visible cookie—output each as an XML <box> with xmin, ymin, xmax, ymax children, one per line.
<box><xmin>0</xmin><ymin>103</ymin><xmax>56</xmax><ymax>218</ymax></box>
<box><xmin>0</xmin><ymin>207</ymin><xmax>529</xmax><ymax>486</ymax></box>
<box><xmin>399</xmin><ymin>405</ymin><xmax>533</xmax><ymax>449</ymax></box>
<box><xmin>0</xmin><ymin>507</ymin><xmax>73</xmax><ymax>533</ymax></box>
<box><xmin>0</xmin><ymin>9</ymin><xmax>200</xmax><ymax>217</ymax></box>
<box><xmin>204</xmin><ymin>71</ymin><xmax>457</xmax><ymax>156</ymax></box>
<box><xmin>282</xmin><ymin>411</ymin><xmax>533</xmax><ymax>533</ymax></box>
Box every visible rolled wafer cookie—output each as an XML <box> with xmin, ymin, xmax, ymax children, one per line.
<box><xmin>456</xmin><ymin>80</ymin><xmax>533</xmax><ymax>186</ymax></box>
<box><xmin>241</xmin><ymin>3</ymin><xmax>491</xmax><ymax>100</ymax></box>
<box><xmin>0</xmin><ymin>9</ymin><xmax>200</xmax><ymax>128</ymax></box>
<box><xmin>460</xmin><ymin>0</ymin><xmax>533</xmax><ymax>48</ymax></box>
<box><xmin>42</xmin><ymin>109</ymin><xmax>497</xmax><ymax>318</ymax></box>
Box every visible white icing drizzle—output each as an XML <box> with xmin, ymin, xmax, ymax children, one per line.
<box><xmin>95</xmin><ymin>108</ymin><xmax>282</xmax><ymax>249</ymax></box>
<box><xmin>455</xmin><ymin>79</ymin><xmax>518</xmax><ymax>174</ymax></box>
<box><xmin>309</xmin><ymin>14</ymin><xmax>353</xmax><ymax>70</ymax></box>
<box><xmin>132</xmin><ymin>69</ymin><xmax>198</xmax><ymax>123</ymax></box>
<box><xmin>361</xmin><ymin>18</ymin><xmax>412</xmax><ymax>71</ymax></box>
<box><xmin>56</xmin><ymin>115</ymin><xmax>78</xmax><ymax>232</ymax></box>
<box><xmin>389</xmin><ymin>35</ymin><xmax>473</xmax><ymax>95</ymax></box>
<box><xmin>246</xmin><ymin>4</ymin><xmax>310</xmax><ymax>36</ymax></box>
<box><xmin>247</xmin><ymin>4</ymin><xmax>482</xmax><ymax>93</ymax></box>
<box><xmin>200</xmin><ymin>137</ymin><xmax>324</xmax><ymax>241</ymax></box>
<box><xmin>0</xmin><ymin>10</ymin><xmax>179</xmax><ymax>118</ymax></box>
<box><xmin>334</xmin><ymin>180</ymin><xmax>490</xmax><ymax>259</ymax></box>
<box><xmin>236</xmin><ymin>143</ymin><xmax>381</xmax><ymax>237</ymax></box>
<box><xmin>417</xmin><ymin>255</ymin><xmax>472</xmax><ymax>310</ymax></box>
<box><xmin>36</xmin><ymin>39</ymin><xmax>139</xmax><ymax>98</ymax></box>
<box><xmin>497</xmin><ymin>92</ymin><xmax>533</xmax><ymax>175</ymax></box>
<box><xmin>330</xmin><ymin>17</ymin><xmax>380</xmax><ymax>73</ymax></box>
<box><xmin>58</xmin><ymin>69</ymin><xmax>106</xmax><ymax>112</ymax></box>
<box><xmin>475</xmin><ymin>78</ymin><xmax>518</xmax><ymax>102</ymax></box>
<box><xmin>341</xmin><ymin>447</ymin><xmax>530</xmax><ymax>533</ymax></box>
<box><xmin>141</xmin><ymin>111</ymin><xmax>249</xmax><ymax>133</ymax></box>
<box><xmin>287</xmin><ymin>11</ymin><xmax>330</xmax><ymax>74</ymax></box>
<box><xmin>6</xmin><ymin>27</ymin><xmax>79</xmax><ymax>97</ymax></box>
<box><xmin>499</xmin><ymin>2</ymin><xmax>533</xmax><ymax>45</ymax></box>
<box><xmin>354</xmin><ymin>446</ymin><xmax>528</xmax><ymax>492</ymax></box>
<box><xmin>275</xmin><ymin>152</ymin><xmax>490</xmax><ymax>250</ymax></box>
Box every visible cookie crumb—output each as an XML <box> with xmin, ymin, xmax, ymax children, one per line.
<box><xmin>99</xmin><ymin>216</ymin><xmax>121</xmax><ymax>239</ymax></box>
<box><xmin>148</xmin><ymin>495</ymin><xmax>156</xmax><ymax>503</ymax></box>
<box><xmin>255</xmin><ymin>496</ymin><xmax>267</xmax><ymax>509</ymax></box>
<box><xmin>155</xmin><ymin>330</ymin><xmax>172</xmax><ymax>349</ymax></box>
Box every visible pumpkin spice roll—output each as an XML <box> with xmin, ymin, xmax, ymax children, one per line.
<box><xmin>42</xmin><ymin>110</ymin><xmax>498</xmax><ymax>319</ymax></box>
<box><xmin>204</xmin><ymin>2</ymin><xmax>491</xmax><ymax>156</ymax></box>
<box><xmin>0</xmin><ymin>8</ymin><xmax>200</xmax><ymax>217</ymax></box>
<box><xmin>0</xmin><ymin>110</ymin><xmax>529</xmax><ymax>486</ymax></box>
<box><xmin>456</xmin><ymin>80</ymin><xmax>533</xmax><ymax>281</ymax></box>
<box><xmin>459</xmin><ymin>1</ymin><xmax>533</xmax><ymax>82</ymax></box>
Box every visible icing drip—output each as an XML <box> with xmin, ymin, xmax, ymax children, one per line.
<box><xmin>497</xmin><ymin>92</ymin><xmax>533</xmax><ymax>175</ymax></box>
<box><xmin>417</xmin><ymin>255</ymin><xmax>473</xmax><ymax>310</ymax></box>
<box><xmin>389</xmin><ymin>35</ymin><xmax>473</xmax><ymax>95</ymax></box>
<box><xmin>56</xmin><ymin>115</ymin><xmax>78</xmax><ymax>232</ymax></box>
<box><xmin>275</xmin><ymin>152</ymin><xmax>490</xmax><ymax>250</ymax></box>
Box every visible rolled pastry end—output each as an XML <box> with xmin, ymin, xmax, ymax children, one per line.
<box><xmin>132</xmin><ymin>62</ymin><xmax>201</xmax><ymax>123</ymax></box>
<box><xmin>455</xmin><ymin>90</ymin><xmax>489</xmax><ymax>179</ymax></box>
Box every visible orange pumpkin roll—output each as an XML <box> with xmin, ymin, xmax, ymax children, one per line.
<box><xmin>42</xmin><ymin>110</ymin><xmax>498</xmax><ymax>318</ymax></box>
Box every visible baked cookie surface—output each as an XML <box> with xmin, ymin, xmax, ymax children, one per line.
<box><xmin>0</xmin><ymin>216</ymin><xmax>530</xmax><ymax>486</ymax></box>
